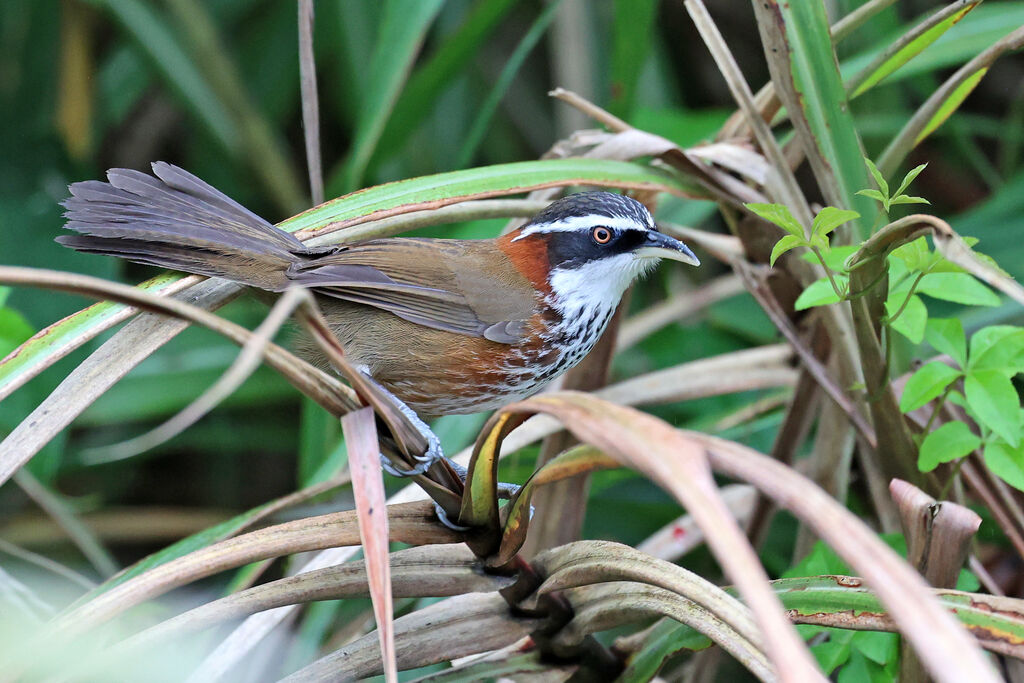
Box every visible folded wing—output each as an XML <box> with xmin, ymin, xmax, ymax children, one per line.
<box><xmin>287</xmin><ymin>238</ymin><xmax>536</xmax><ymax>344</ymax></box>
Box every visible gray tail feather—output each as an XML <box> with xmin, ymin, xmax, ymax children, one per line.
<box><xmin>58</xmin><ymin>162</ymin><xmax>307</xmax><ymax>291</ymax></box>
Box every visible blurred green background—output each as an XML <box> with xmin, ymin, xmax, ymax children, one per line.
<box><xmin>1</xmin><ymin>0</ymin><xmax>1022</xmax><ymax>572</ymax></box>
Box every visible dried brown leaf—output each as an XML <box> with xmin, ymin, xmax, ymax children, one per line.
<box><xmin>344</xmin><ymin>407</ymin><xmax>397</xmax><ymax>683</ymax></box>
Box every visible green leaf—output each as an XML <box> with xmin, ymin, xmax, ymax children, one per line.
<box><xmin>852</xmin><ymin>630</ymin><xmax>899</xmax><ymax>667</ymax></box>
<box><xmin>969</xmin><ymin>326</ymin><xmax>1024</xmax><ymax>375</ymax></box>
<box><xmin>855</xmin><ymin>188</ymin><xmax>886</xmax><ymax>204</ymax></box>
<box><xmin>0</xmin><ymin>308</ymin><xmax>35</xmax><ymax>360</ymax></box>
<box><xmin>965</xmin><ymin>370</ymin><xmax>1022</xmax><ymax>446</ymax></box>
<box><xmin>916</xmin><ymin>67</ymin><xmax>989</xmax><ymax>145</ymax></box>
<box><xmin>337</xmin><ymin>0</ymin><xmax>445</xmax><ymax>192</ymax></box>
<box><xmin>794</xmin><ymin>278</ymin><xmax>844</xmax><ymax>310</ymax></box>
<box><xmin>752</xmin><ymin>0</ymin><xmax>873</xmax><ymax>235</ymax></box>
<box><xmin>849</xmin><ymin>2</ymin><xmax>976</xmax><ymax>99</ymax></box>
<box><xmin>864</xmin><ymin>157</ymin><xmax>889</xmax><ymax>201</ymax></box>
<box><xmin>812</xmin><ymin>637</ymin><xmax>852</xmax><ymax>675</ymax></box>
<box><xmin>609</xmin><ymin>0</ymin><xmax>659</xmax><ymax>117</ymax></box>
<box><xmin>373</xmin><ymin>0</ymin><xmax>519</xmax><ymax>163</ymax></box>
<box><xmin>838</xmin><ymin>650</ymin><xmax>885</xmax><ymax>683</ymax></box>
<box><xmin>455</xmin><ymin>0</ymin><xmax>561</xmax><ymax>168</ymax></box>
<box><xmin>919</xmin><ymin>421</ymin><xmax>982</xmax><ymax>472</ymax></box>
<box><xmin>812</xmin><ymin>207</ymin><xmax>860</xmax><ymax>238</ymax></box>
<box><xmin>773</xmin><ymin>571</ymin><xmax>1024</xmax><ymax>665</ymax></box>
<box><xmin>801</xmin><ymin>244</ymin><xmax>859</xmax><ymax>272</ymax></box>
<box><xmin>984</xmin><ymin>441</ymin><xmax>1024</xmax><ymax>492</ymax></box>
<box><xmin>771</xmin><ymin>234</ymin><xmax>805</xmax><ymax>267</ymax></box>
<box><xmin>0</xmin><ymin>286</ymin><xmax>9</xmax><ymax>308</ymax></box>
<box><xmin>894</xmin><ymin>163</ymin><xmax>929</xmax><ymax>198</ymax></box>
<box><xmin>786</xmin><ymin>541</ymin><xmax>852</xmax><ymax>578</ymax></box>
<box><xmin>619</xmin><ymin>620</ymin><xmax>712</xmax><ymax>683</ymax></box>
<box><xmin>838</xmin><ymin>5</ymin><xmax>1021</xmax><ymax>86</ymax></box>
<box><xmin>918</xmin><ymin>272</ymin><xmax>1000</xmax><ymax>306</ymax></box>
<box><xmin>0</xmin><ymin>271</ymin><xmax>187</xmax><ymax>404</ymax></box>
<box><xmin>288</xmin><ymin>158</ymin><xmax>701</xmax><ymax>234</ymax></box>
<box><xmin>886</xmin><ymin>252</ymin><xmax>911</xmax><ymax>284</ymax></box>
<box><xmin>925</xmin><ymin>318</ymin><xmax>967</xmax><ymax>368</ymax></box>
<box><xmin>807</xmin><ymin>233</ymin><xmax>829</xmax><ymax>251</ymax></box>
<box><xmin>885</xmin><ymin>293</ymin><xmax>927</xmax><ymax>344</ymax></box>
<box><xmin>900</xmin><ymin>361</ymin><xmax>961</xmax><ymax>413</ymax></box>
<box><xmin>745</xmin><ymin>202</ymin><xmax>806</xmax><ymax>238</ymax></box>
<box><xmin>889</xmin><ymin>195</ymin><xmax>931</xmax><ymax>206</ymax></box>
<box><xmin>889</xmin><ymin>236</ymin><xmax>930</xmax><ymax>272</ymax></box>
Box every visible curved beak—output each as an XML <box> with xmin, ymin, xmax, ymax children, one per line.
<box><xmin>635</xmin><ymin>231</ymin><xmax>700</xmax><ymax>267</ymax></box>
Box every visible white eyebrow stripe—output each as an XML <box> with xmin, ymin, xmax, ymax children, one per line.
<box><xmin>511</xmin><ymin>215</ymin><xmax>650</xmax><ymax>241</ymax></box>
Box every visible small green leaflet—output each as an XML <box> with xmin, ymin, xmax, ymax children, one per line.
<box><xmin>812</xmin><ymin>207</ymin><xmax>860</xmax><ymax>238</ymax></box>
<box><xmin>965</xmin><ymin>370</ymin><xmax>1021</xmax><ymax>447</ymax></box>
<box><xmin>985</xmin><ymin>442</ymin><xmax>1024</xmax><ymax>492</ymax></box>
<box><xmin>795</xmin><ymin>277</ymin><xmax>845</xmax><ymax>310</ymax></box>
<box><xmin>771</xmin><ymin>234</ymin><xmax>803</xmax><ymax>266</ymax></box>
<box><xmin>925</xmin><ymin>318</ymin><xmax>967</xmax><ymax>368</ymax></box>
<box><xmin>918</xmin><ymin>421</ymin><xmax>981</xmax><ymax>472</ymax></box>
<box><xmin>969</xmin><ymin>326</ymin><xmax>1024</xmax><ymax>375</ymax></box>
<box><xmin>900</xmin><ymin>361</ymin><xmax>961</xmax><ymax>413</ymax></box>
<box><xmin>746</xmin><ymin>202</ymin><xmax>806</xmax><ymax>238</ymax></box>
<box><xmin>917</xmin><ymin>273</ymin><xmax>1000</xmax><ymax>306</ymax></box>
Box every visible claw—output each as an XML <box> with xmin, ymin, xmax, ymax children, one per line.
<box><xmin>433</xmin><ymin>502</ymin><xmax>471</xmax><ymax>531</ymax></box>
<box><xmin>379</xmin><ymin>453</ymin><xmax>433</xmax><ymax>478</ymax></box>
<box><xmin>379</xmin><ymin>429</ymin><xmax>444</xmax><ymax>477</ymax></box>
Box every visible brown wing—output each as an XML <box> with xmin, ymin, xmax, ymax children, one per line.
<box><xmin>287</xmin><ymin>238</ymin><xmax>538</xmax><ymax>344</ymax></box>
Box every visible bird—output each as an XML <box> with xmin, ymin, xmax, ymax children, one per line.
<box><xmin>58</xmin><ymin>163</ymin><xmax>700</xmax><ymax>476</ymax></box>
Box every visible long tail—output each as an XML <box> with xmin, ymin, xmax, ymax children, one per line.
<box><xmin>58</xmin><ymin>162</ymin><xmax>307</xmax><ymax>291</ymax></box>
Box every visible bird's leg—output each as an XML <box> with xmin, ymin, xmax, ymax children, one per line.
<box><xmin>357</xmin><ymin>371</ymin><xmax>520</xmax><ymax>496</ymax></box>
<box><xmin>356</xmin><ymin>372</ymin><xmax>522</xmax><ymax>530</ymax></box>
<box><xmin>357</xmin><ymin>372</ymin><xmax>444</xmax><ymax>478</ymax></box>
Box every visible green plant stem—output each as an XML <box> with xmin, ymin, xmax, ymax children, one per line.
<box><xmin>810</xmin><ymin>246</ymin><xmax>847</xmax><ymax>299</ymax></box>
<box><xmin>922</xmin><ymin>387</ymin><xmax>954</xmax><ymax>437</ymax></box>
<box><xmin>848</xmin><ymin>220</ymin><xmax>933</xmax><ymax>489</ymax></box>
<box><xmin>884</xmin><ymin>271</ymin><xmax>925</xmax><ymax>324</ymax></box>
<box><xmin>938</xmin><ymin>458</ymin><xmax>967</xmax><ymax>502</ymax></box>
<box><xmin>883</xmin><ymin>324</ymin><xmax>894</xmax><ymax>384</ymax></box>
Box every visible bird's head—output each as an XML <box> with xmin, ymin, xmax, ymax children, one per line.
<box><xmin>501</xmin><ymin>192</ymin><xmax>700</xmax><ymax>308</ymax></box>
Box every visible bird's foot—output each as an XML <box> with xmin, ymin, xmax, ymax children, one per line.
<box><xmin>356</xmin><ymin>371</ymin><xmax>523</xmax><ymax>528</ymax></box>
<box><xmin>378</xmin><ymin>430</ymin><xmax>443</xmax><ymax>478</ymax></box>
<box><xmin>356</xmin><ymin>370</ymin><xmax>444</xmax><ymax>477</ymax></box>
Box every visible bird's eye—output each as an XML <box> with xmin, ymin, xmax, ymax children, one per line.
<box><xmin>591</xmin><ymin>226</ymin><xmax>613</xmax><ymax>244</ymax></box>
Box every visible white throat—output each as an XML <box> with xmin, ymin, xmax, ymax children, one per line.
<box><xmin>548</xmin><ymin>254</ymin><xmax>646</xmax><ymax>317</ymax></box>
<box><xmin>543</xmin><ymin>252</ymin><xmax>656</xmax><ymax>359</ymax></box>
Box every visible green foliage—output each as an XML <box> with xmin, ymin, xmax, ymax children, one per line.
<box><xmin>906</xmin><ymin>317</ymin><xmax>1024</xmax><ymax>484</ymax></box>
<box><xmin>787</xmin><ymin>540</ymin><xmax>975</xmax><ymax>682</ymax></box>
<box><xmin>856</xmin><ymin>159</ymin><xmax>929</xmax><ymax>214</ymax></box>
<box><xmin>899</xmin><ymin>361</ymin><xmax>960</xmax><ymax>413</ymax></box>
<box><xmin>919</xmin><ymin>421</ymin><xmax>982</xmax><ymax>472</ymax></box>
<box><xmin>0</xmin><ymin>290</ymin><xmax>35</xmax><ymax>360</ymax></box>
<box><xmin>763</xmin><ymin>158</ymin><xmax>1024</xmax><ymax>493</ymax></box>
